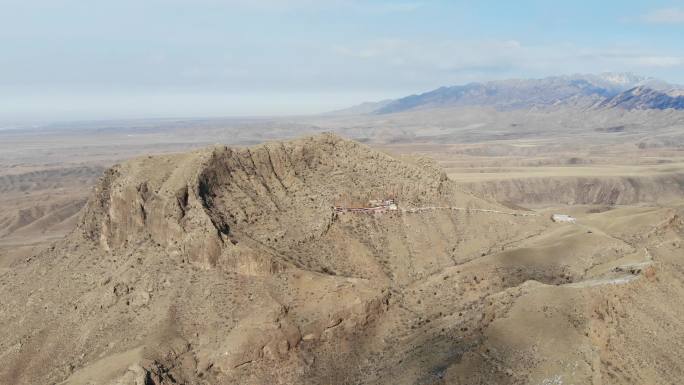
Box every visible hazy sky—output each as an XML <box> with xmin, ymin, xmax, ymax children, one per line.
<box><xmin>2</xmin><ymin>0</ymin><xmax>684</xmax><ymax>121</ymax></box>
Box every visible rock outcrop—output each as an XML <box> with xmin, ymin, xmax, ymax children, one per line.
<box><xmin>79</xmin><ymin>133</ymin><xmax>515</xmax><ymax>276</ymax></box>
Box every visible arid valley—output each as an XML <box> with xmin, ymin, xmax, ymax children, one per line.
<box><xmin>3</xmin><ymin>85</ymin><xmax>684</xmax><ymax>384</ymax></box>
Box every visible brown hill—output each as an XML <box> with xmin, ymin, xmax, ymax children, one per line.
<box><xmin>0</xmin><ymin>165</ymin><xmax>104</xmax><ymax>270</ymax></box>
<box><xmin>1</xmin><ymin>134</ymin><xmax>684</xmax><ymax>385</ymax></box>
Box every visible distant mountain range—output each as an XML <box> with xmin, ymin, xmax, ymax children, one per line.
<box><xmin>338</xmin><ymin>73</ymin><xmax>684</xmax><ymax>115</ymax></box>
<box><xmin>598</xmin><ymin>86</ymin><xmax>684</xmax><ymax>110</ymax></box>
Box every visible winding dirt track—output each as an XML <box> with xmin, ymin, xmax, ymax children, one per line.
<box><xmin>401</xmin><ymin>206</ymin><xmax>539</xmax><ymax>217</ymax></box>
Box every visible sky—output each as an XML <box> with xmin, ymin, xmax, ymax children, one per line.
<box><xmin>1</xmin><ymin>0</ymin><xmax>684</xmax><ymax>122</ymax></box>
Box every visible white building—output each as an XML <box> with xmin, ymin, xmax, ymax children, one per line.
<box><xmin>384</xmin><ymin>199</ymin><xmax>398</xmax><ymax>211</ymax></box>
<box><xmin>552</xmin><ymin>214</ymin><xmax>577</xmax><ymax>223</ymax></box>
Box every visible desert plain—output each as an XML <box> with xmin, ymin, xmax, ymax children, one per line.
<box><xmin>1</xmin><ymin>106</ymin><xmax>684</xmax><ymax>384</ymax></box>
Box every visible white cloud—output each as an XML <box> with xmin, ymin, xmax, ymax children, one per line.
<box><xmin>631</xmin><ymin>56</ymin><xmax>683</xmax><ymax>68</ymax></box>
<box><xmin>580</xmin><ymin>50</ymin><xmax>684</xmax><ymax>69</ymax></box>
<box><xmin>333</xmin><ymin>39</ymin><xmax>525</xmax><ymax>72</ymax></box>
<box><xmin>330</xmin><ymin>39</ymin><xmax>684</xmax><ymax>89</ymax></box>
<box><xmin>362</xmin><ymin>2</ymin><xmax>423</xmax><ymax>13</ymax></box>
<box><xmin>643</xmin><ymin>7</ymin><xmax>684</xmax><ymax>24</ymax></box>
<box><xmin>152</xmin><ymin>0</ymin><xmax>423</xmax><ymax>12</ymax></box>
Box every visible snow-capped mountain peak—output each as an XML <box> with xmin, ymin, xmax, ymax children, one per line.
<box><xmin>597</xmin><ymin>72</ymin><xmax>648</xmax><ymax>87</ymax></box>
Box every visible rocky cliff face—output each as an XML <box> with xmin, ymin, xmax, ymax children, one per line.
<box><xmin>79</xmin><ymin>134</ymin><xmax>519</xmax><ymax>278</ymax></box>
<box><xmin>79</xmin><ymin>149</ymin><xmax>224</xmax><ymax>268</ymax></box>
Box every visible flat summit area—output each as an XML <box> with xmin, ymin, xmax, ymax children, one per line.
<box><xmin>2</xmin><ymin>133</ymin><xmax>684</xmax><ymax>384</ymax></box>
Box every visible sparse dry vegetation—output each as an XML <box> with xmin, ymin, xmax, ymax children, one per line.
<box><xmin>1</xmin><ymin>109</ymin><xmax>684</xmax><ymax>384</ymax></box>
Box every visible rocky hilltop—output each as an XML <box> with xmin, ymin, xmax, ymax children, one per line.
<box><xmin>79</xmin><ymin>133</ymin><xmax>507</xmax><ymax>275</ymax></box>
<box><xmin>2</xmin><ymin>134</ymin><xmax>684</xmax><ymax>384</ymax></box>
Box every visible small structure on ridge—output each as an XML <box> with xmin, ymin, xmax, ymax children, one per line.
<box><xmin>551</xmin><ymin>214</ymin><xmax>577</xmax><ymax>223</ymax></box>
<box><xmin>334</xmin><ymin>198</ymin><xmax>398</xmax><ymax>214</ymax></box>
